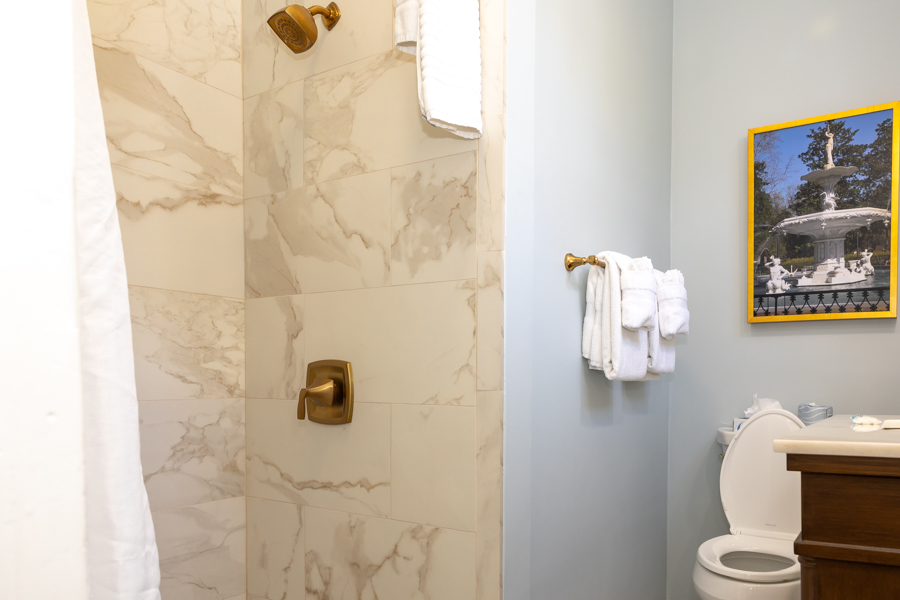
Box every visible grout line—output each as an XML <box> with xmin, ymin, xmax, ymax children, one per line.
<box><xmin>150</xmin><ymin>494</ymin><xmax>246</xmax><ymax>515</ymax></box>
<box><xmin>291</xmin><ymin>502</ymin><xmax>478</xmax><ymax>536</ymax></box>
<box><xmin>92</xmin><ymin>35</ymin><xmax>244</xmax><ymax>101</ymax></box>
<box><xmin>242</xmin><ymin>43</ymin><xmax>400</xmax><ymax>102</ymax></box>
<box><xmin>246</xmin><ymin>277</ymin><xmax>478</xmax><ymax>302</ymax></box>
<box><xmin>128</xmin><ymin>283</ymin><xmax>247</xmax><ymax>303</ymax></box>
<box><xmin>389</xmin><ymin>403</ymin><xmax>393</xmax><ymax>520</ymax></box>
<box><xmin>112</xmin><ymin>164</ymin><xmax>244</xmax><ymax>203</ymax></box>
<box><xmin>241</xmin><ymin>149</ymin><xmax>477</xmax><ymax>204</ymax></box>
<box><xmin>138</xmin><ymin>397</ymin><xmax>246</xmax><ymax>403</ymax></box>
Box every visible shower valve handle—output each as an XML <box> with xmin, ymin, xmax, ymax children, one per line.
<box><xmin>297</xmin><ymin>380</ymin><xmax>339</xmax><ymax>419</ymax></box>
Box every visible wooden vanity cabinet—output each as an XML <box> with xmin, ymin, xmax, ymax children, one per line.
<box><xmin>787</xmin><ymin>453</ymin><xmax>900</xmax><ymax>599</ymax></box>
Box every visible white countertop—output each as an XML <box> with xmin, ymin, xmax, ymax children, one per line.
<box><xmin>774</xmin><ymin>415</ymin><xmax>900</xmax><ymax>458</ymax></box>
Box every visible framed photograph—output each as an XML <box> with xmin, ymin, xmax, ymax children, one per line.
<box><xmin>748</xmin><ymin>102</ymin><xmax>900</xmax><ymax>323</ymax></box>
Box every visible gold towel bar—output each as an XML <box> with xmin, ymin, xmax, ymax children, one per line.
<box><xmin>564</xmin><ymin>253</ymin><xmax>606</xmax><ymax>271</ymax></box>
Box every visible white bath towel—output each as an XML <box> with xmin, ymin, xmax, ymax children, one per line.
<box><xmin>620</xmin><ymin>256</ymin><xmax>657</xmax><ymax>331</ymax></box>
<box><xmin>657</xmin><ymin>269</ymin><xmax>689</xmax><ymax>339</ymax></box>
<box><xmin>582</xmin><ymin>252</ymin><xmax>657</xmax><ymax>381</ymax></box>
<box><xmin>647</xmin><ymin>313</ymin><xmax>675</xmax><ymax>375</ymax></box>
<box><xmin>581</xmin><ymin>264</ymin><xmax>600</xmax><ymax>360</ymax></box>
<box><xmin>394</xmin><ymin>0</ymin><xmax>483</xmax><ymax>138</ymax></box>
<box><xmin>394</xmin><ymin>0</ymin><xmax>418</xmax><ymax>54</ymax></box>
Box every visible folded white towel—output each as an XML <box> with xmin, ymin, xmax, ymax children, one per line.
<box><xmin>620</xmin><ymin>257</ymin><xmax>657</xmax><ymax>331</ymax></box>
<box><xmin>582</xmin><ymin>264</ymin><xmax>600</xmax><ymax>360</ymax></box>
<box><xmin>647</xmin><ymin>313</ymin><xmax>675</xmax><ymax>375</ymax></box>
<box><xmin>581</xmin><ymin>252</ymin><xmax>656</xmax><ymax>381</ymax></box>
<box><xmin>395</xmin><ymin>0</ymin><xmax>482</xmax><ymax>139</ymax></box>
<box><xmin>657</xmin><ymin>269</ymin><xmax>689</xmax><ymax>339</ymax></box>
<box><xmin>394</xmin><ymin>0</ymin><xmax>418</xmax><ymax>54</ymax></box>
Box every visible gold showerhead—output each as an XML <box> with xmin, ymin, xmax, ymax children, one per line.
<box><xmin>268</xmin><ymin>3</ymin><xmax>341</xmax><ymax>54</ymax></box>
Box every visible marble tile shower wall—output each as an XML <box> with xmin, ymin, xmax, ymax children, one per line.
<box><xmin>89</xmin><ymin>0</ymin><xmax>503</xmax><ymax>597</ymax></box>
<box><xmin>243</xmin><ymin>1</ymin><xmax>504</xmax><ymax>600</ymax></box>
<box><xmin>89</xmin><ymin>1</ymin><xmax>247</xmax><ymax>599</ymax></box>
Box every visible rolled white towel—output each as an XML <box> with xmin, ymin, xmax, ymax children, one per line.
<box><xmin>657</xmin><ymin>269</ymin><xmax>689</xmax><ymax>339</ymax></box>
<box><xmin>620</xmin><ymin>257</ymin><xmax>657</xmax><ymax>331</ymax></box>
<box><xmin>394</xmin><ymin>0</ymin><xmax>419</xmax><ymax>54</ymax></box>
<box><xmin>647</xmin><ymin>313</ymin><xmax>675</xmax><ymax>375</ymax></box>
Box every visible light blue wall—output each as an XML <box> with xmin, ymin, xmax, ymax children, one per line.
<box><xmin>668</xmin><ymin>2</ymin><xmax>900</xmax><ymax>598</ymax></box>
<box><xmin>505</xmin><ymin>0</ymin><xmax>674</xmax><ymax>598</ymax></box>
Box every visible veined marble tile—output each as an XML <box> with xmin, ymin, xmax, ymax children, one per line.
<box><xmin>246</xmin><ymin>296</ymin><xmax>304</xmax><ymax>400</ymax></box>
<box><xmin>304</xmin><ymin>50</ymin><xmax>476</xmax><ymax>186</ymax></box>
<box><xmin>477</xmin><ymin>252</ymin><xmax>504</xmax><ymax>391</ymax></box>
<box><xmin>246</xmin><ymin>401</ymin><xmax>391</xmax><ymax>516</ymax></box>
<box><xmin>130</xmin><ymin>286</ymin><xmax>245</xmax><ymax>400</ymax></box>
<box><xmin>391</xmin><ymin>152</ymin><xmax>477</xmax><ymax>285</ymax></box>
<box><xmin>243</xmin><ymin>0</ymin><xmax>392</xmax><ymax>98</ymax></box>
<box><xmin>153</xmin><ymin>496</ymin><xmax>246</xmax><ymax>600</ymax></box>
<box><xmin>226</xmin><ymin>596</ymin><xmax>246</xmax><ymax>600</ymax></box>
<box><xmin>93</xmin><ymin>38</ymin><xmax>243</xmax><ymax>197</ymax></box>
<box><xmin>245</xmin><ymin>171</ymin><xmax>391</xmax><ymax>297</ymax></box>
<box><xmin>247</xmin><ymin>497</ymin><xmax>304</xmax><ymax>600</ymax></box>
<box><xmin>479</xmin><ymin>0</ymin><xmax>506</xmax><ymax>118</ymax></box>
<box><xmin>139</xmin><ymin>398</ymin><xmax>245</xmax><ymax>511</ymax></box>
<box><xmin>244</xmin><ymin>81</ymin><xmax>303</xmax><ymax>199</ymax></box>
<box><xmin>304</xmin><ymin>281</ymin><xmax>476</xmax><ymax>405</ymax></box>
<box><xmin>476</xmin><ymin>392</ymin><xmax>503</xmax><ymax>600</ymax></box>
<box><xmin>391</xmin><ymin>405</ymin><xmax>477</xmax><ymax>532</ymax></box>
<box><xmin>114</xmin><ymin>166</ymin><xmax>244</xmax><ymax>298</ymax></box>
<box><xmin>477</xmin><ymin>113</ymin><xmax>506</xmax><ymax>251</ymax></box>
<box><xmin>304</xmin><ymin>506</ymin><xmax>476</xmax><ymax>600</ymax></box>
<box><xmin>87</xmin><ymin>0</ymin><xmax>242</xmax><ymax>97</ymax></box>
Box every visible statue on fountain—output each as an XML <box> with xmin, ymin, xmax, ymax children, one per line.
<box><xmin>859</xmin><ymin>249</ymin><xmax>875</xmax><ymax>276</ymax></box>
<box><xmin>766</xmin><ymin>256</ymin><xmax>792</xmax><ymax>294</ymax></box>
<box><xmin>824</xmin><ymin>126</ymin><xmax>835</xmax><ymax>170</ymax></box>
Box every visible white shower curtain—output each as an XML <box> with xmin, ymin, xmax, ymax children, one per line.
<box><xmin>74</xmin><ymin>0</ymin><xmax>161</xmax><ymax>596</ymax></box>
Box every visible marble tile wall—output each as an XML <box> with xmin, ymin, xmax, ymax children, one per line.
<box><xmin>241</xmin><ymin>0</ymin><xmax>505</xmax><ymax>597</ymax></box>
<box><xmin>89</xmin><ymin>0</ymin><xmax>248</xmax><ymax>597</ymax></box>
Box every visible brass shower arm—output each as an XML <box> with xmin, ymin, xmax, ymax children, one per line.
<box><xmin>308</xmin><ymin>3</ymin><xmax>340</xmax><ymax>30</ymax></box>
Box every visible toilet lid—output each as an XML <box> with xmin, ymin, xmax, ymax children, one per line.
<box><xmin>720</xmin><ymin>409</ymin><xmax>804</xmax><ymax>540</ymax></box>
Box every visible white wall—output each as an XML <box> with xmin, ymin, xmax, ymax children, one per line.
<box><xmin>668</xmin><ymin>2</ymin><xmax>900</xmax><ymax>598</ymax></box>
<box><xmin>0</xmin><ymin>3</ymin><xmax>88</xmax><ymax>597</ymax></box>
<box><xmin>506</xmin><ymin>0</ymin><xmax>674</xmax><ymax>597</ymax></box>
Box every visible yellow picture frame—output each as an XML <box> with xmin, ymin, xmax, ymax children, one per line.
<box><xmin>747</xmin><ymin>102</ymin><xmax>900</xmax><ymax>323</ymax></box>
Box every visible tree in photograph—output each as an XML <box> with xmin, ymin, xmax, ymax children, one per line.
<box><xmin>858</xmin><ymin>117</ymin><xmax>893</xmax><ymax>210</ymax></box>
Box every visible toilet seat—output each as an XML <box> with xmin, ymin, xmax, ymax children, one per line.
<box><xmin>697</xmin><ymin>533</ymin><xmax>799</xmax><ymax>583</ymax></box>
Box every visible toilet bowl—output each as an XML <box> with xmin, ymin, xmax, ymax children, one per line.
<box><xmin>693</xmin><ymin>409</ymin><xmax>804</xmax><ymax>600</ymax></box>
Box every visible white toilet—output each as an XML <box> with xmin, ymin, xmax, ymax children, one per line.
<box><xmin>693</xmin><ymin>409</ymin><xmax>804</xmax><ymax>600</ymax></box>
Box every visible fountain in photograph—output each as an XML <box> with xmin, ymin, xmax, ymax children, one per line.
<box><xmin>770</xmin><ymin>127</ymin><xmax>890</xmax><ymax>287</ymax></box>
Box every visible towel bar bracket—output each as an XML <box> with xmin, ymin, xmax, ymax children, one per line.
<box><xmin>565</xmin><ymin>253</ymin><xmax>606</xmax><ymax>271</ymax></box>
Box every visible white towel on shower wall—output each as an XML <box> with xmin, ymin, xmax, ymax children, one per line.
<box><xmin>394</xmin><ymin>0</ymin><xmax>418</xmax><ymax>54</ymax></box>
<box><xmin>394</xmin><ymin>0</ymin><xmax>483</xmax><ymax>138</ymax></box>
<box><xmin>582</xmin><ymin>252</ymin><xmax>658</xmax><ymax>381</ymax></box>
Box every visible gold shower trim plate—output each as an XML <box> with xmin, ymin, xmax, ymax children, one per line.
<box><xmin>297</xmin><ymin>359</ymin><xmax>353</xmax><ymax>424</ymax></box>
<box><xmin>268</xmin><ymin>3</ymin><xmax>341</xmax><ymax>54</ymax></box>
